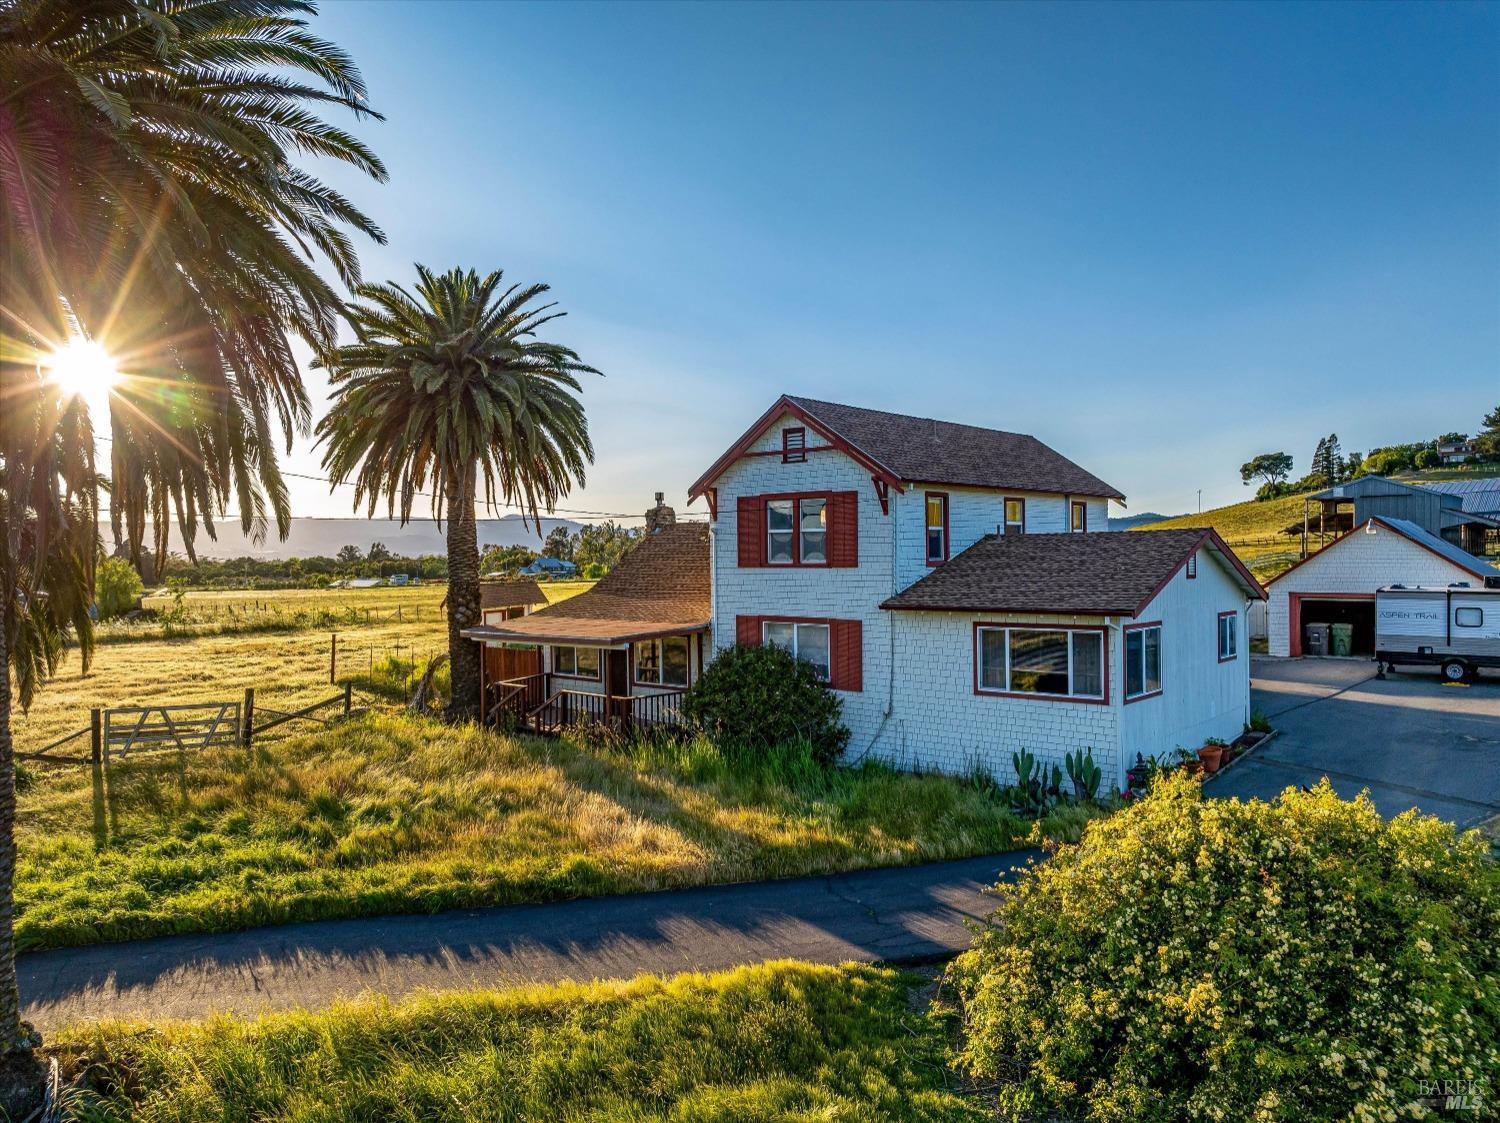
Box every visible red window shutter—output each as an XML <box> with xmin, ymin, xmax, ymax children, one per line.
<box><xmin>736</xmin><ymin>615</ymin><xmax>762</xmax><ymax>646</ymax></box>
<box><xmin>737</xmin><ymin>496</ymin><xmax>766</xmax><ymax>567</ymax></box>
<box><xmin>829</xmin><ymin>619</ymin><xmax>863</xmax><ymax>692</ymax></box>
<box><xmin>828</xmin><ymin>491</ymin><xmax>859</xmax><ymax>568</ymax></box>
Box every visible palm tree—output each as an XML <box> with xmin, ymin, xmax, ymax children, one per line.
<box><xmin>0</xmin><ymin>371</ymin><xmax>96</xmax><ymax>1060</ymax></box>
<box><xmin>318</xmin><ymin>267</ymin><xmax>597</xmax><ymax>721</ymax></box>
<box><xmin>0</xmin><ymin>0</ymin><xmax>388</xmax><ymax>574</ymax></box>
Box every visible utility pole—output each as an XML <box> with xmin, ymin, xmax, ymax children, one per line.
<box><xmin>1197</xmin><ymin>489</ymin><xmax>1202</xmax><ymax>514</ymax></box>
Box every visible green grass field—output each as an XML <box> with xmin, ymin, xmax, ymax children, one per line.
<box><xmin>15</xmin><ymin>711</ymin><xmax>1079</xmax><ymax>953</ymax></box>
<box><xmin>1131</xmin><ymin>490</ymin><xmax>1321</xmax><ymax>580</ymax></box>
<box><xmin>53</xmin><ymin>961</ymin><xmax>984</xmax><ymax>1122</ymax></box>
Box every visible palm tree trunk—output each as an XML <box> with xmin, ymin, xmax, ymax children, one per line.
<box><xmin>444</xmin><ymin>465</ymin><xmax>482</xmax><ymax>723</ymax></box>
<box><xmin>0</xmin><ymin>619</ymin><xmax>24</xmax><ymax>1050</ymax></box>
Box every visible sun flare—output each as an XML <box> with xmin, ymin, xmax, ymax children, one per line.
<box><xmin>43</xmin><ymin>337</ymin><xmax>123</xmax><ymax>401</ymax></box>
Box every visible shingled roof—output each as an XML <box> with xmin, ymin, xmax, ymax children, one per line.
<box><xmin>480</xmin><ymin>578</ymin><xmax>547</xmax><ymax>610</ymax></box>
<box><xmin>689</xmin><ymin>394</ymin><xmax>1124</xmax><ymax>501</ymax></box>
<box><xmin>881</xmin><ymin>528</ymin><xmax>1263</xmax><ymax>617</ymax></box>
<box><xmin>462</xmin><ymin>523</ymin><xmax>710</xmax><ymax>646</ymax></box>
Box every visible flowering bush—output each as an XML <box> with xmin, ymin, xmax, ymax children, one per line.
<box><xmin>951</xmin><ymin>773</ymin><xmax>1499</xmax><ymax>1122</ymax></box>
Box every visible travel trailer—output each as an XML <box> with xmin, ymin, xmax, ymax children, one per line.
<box><xmin>1375</xmin><ymin>583</ymin><xmax>1500</xmax><ymax>682</ymax></box>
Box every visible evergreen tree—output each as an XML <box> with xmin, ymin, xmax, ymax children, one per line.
<box><xmin>1311</xmin><ymin>434</ymin><xmax>1343</xmax><ymax>486</ymax></box>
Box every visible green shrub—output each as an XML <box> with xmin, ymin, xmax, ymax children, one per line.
<box><xmin>681</xmin><ymin>643</ymin><xmax>849</xmax><ymax>765</ymax></box>
<box><xmin>952</xmin><ymin>773</ymin><xmax>1499</xmax><ymax>1122</ymax></box>
<box><xmin>94</xmin><ymin>557</ymin><xmax>144</xmax><ymax>619</ymax></box>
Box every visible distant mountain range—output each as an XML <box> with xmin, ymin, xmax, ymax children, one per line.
<box><xmin>1107</xmin><ymin>512</ymin><xmax>1177</xmax><ymax>531</ymax></box>
<box><xmin>104</xmin><ymin>515</ymin><xmax>584</xmax><ymax>560</ymax></box>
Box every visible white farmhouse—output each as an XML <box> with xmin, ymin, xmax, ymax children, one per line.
<box><xmin>466</xmin><ymin>394</ymin><xmax>1266</xmax><ymax>794</ymax></box>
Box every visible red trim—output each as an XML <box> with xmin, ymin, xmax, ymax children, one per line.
<box><xmin>705</xmin><ymin>487</ymin><xmax>718</xmax><ymax>522</ymax></box>
<box><xmin>1003</xmin><ymin>496</ymin><xmax>1026</xmax><ymax>534</ymax></box>
<box><xmin>971</xmin><ymin>621</ymin><xmax>1110</xmax><ymax>705</ymax></box>
<box><xmin>781</xmin><ymin>427</ymin><xmax>807</xmax><ymax>463</ymax></box>
<box><xmin>1070</xmin><ymin>500</ymin><xmax>1088</xmax><ymax>533</ymax></box>
<box><xmin>1131</xmin><ymin>529</ymin><xmax>1265</xmax><ymax>617</ymax></box>
<box><xmin>1217</xmin><ymin>609</ymin><xmax>1238</xmax><ymax>662</ymax></box>
<box><xmin>758</xmin><ymin>491</ymin><xmax>858</xmax><ymax>568</ymax></box>
<box><xmin>1123</xmin><ymin>620</ymin><xmax>1163</xmax><ymax>704</ymax></box>
<box><xmin>873</xmin><ymin>477</ymin><xmax>891</xmax><ymax>516</ymax></box>
<box><xmin>755</xmin><ymin>615</ymin><xmax>863</xmax><ymax>692</ymax></box>
<box><xmin>549</xmin><ymin>644</ymin><xmax>602</xmax><ymax>682</ymax></box>
<box><xmin>1267</xmin><ymin>516</ymin><xmax>1492</xmax><ymax>588</ymax></box>
<box><xmin>924</xmin><ymin>491</ymin><xmax>949</xmax><ymax>566</ymax></box>
<box><xmin>741</xmin><ymin>443</ymin><xmax>837</xmax><ymax>460</ymax></box>
<box><xmin>688</xmin><ymin>396</ymin><xmax>904</xmax><ymax>500</ymax></box>
<box><xmin>1287</xmin><ymin>592</ymin><xmax>1374</xmax><ymax>657</ymax></box>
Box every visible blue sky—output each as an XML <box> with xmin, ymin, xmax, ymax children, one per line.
<box><xmin>283</xmin><ymin>0</ymin><xmax>1498</xmax><ymax>524</ymax></box>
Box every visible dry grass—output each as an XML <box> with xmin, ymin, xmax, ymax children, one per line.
<box><xmin>13</xmin><ymin>582</ymin><xmax>591</xmax><ymax>755</ymax></box>
<box><xmin>15</xmin><ymin>712</ymin><xmax>1062</xmax><ymax>952</ymax></box>
<box><xmin>1132</xmin><ymin>490</ymin><xmax>1321</xmax><ymax>580</ymax></box>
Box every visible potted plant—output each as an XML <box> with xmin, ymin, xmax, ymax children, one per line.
<box><xmin>1196</xmin><ymin>739</ymin><xmax>1226</xmax><ymax>774</ymax></box>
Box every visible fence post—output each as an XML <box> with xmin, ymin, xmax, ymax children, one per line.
<box><xmin>343</xmin><ymin>681</ymin><xmax>352</xmax><ymax>717</ymax></box>
<box><xmin>90</xmin><ymin>708</ymin><xmax>102</xmax><ymax>766</ymax></box>
<box><xmin>242</xmin><ymin>687</ymin><xmax>255</xmax><ymax>748</ymax></box>
<box><xmin>329</xmin><ymin>632</ymin><xmax>337</xmax><ymax>685</ymax></box>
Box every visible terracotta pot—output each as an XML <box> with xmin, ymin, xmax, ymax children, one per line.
<box><xmin>1183</xmin><ymin>760</ymin><xmax>1205</xmax><ymax>777</ymax></box>
<box><xmin>1196</xmin><ymin>745</ymin><xmax>1224</xmax><ymax>774</ymax></box>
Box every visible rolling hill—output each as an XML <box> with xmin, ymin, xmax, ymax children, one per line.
<box><xmin>1129</xmin><ymin>490</ymin><xmax>1319</xmax><ymax>580</ymax></box>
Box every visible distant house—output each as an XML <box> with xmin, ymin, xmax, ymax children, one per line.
<box><xmin>467</xmin><ymin>396</ymin><xmax>1265</xmax><ymax>794</ymax></box>
<box><xmin>479</xmin><ymin>577</ymin><xmax>547</xmax><ymax>624</ymax></box>
<box><xmin>1437</xmin><ymin>439</ymin><xmax>1476</xmax><ymax>465</ymax></box>
<box><xmin>520</xmin><ymin>557</ymin><xmax>578</xmax><ymax>578</ymax></box>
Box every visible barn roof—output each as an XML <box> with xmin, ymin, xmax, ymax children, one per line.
<box><xmin>1266</xmin><ymin>515</ymin><xmax>1497</xmax><ymax>586</ymax></box>
<box><xmin>479</xmin><ymin>579</ymin><xmax>547</xmax><ymax>610</ymax></box>
<box><xmin>881</xmin><ymin>528</ymin><xmax>1263</xmax><ymax>617</ymax></box>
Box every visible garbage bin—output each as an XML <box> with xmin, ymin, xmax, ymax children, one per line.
<box><xmin>1304</xmin><ymin>623</ymin><xmax>1330</xmax><ymax>657</ymax></box>
<box><xmin>1329</xmin><ymin>622</ymin><xmax>1353</xmax><ymax>657</ymax></box>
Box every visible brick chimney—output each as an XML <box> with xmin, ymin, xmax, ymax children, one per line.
<box><xmin>645</xmin><ymin>491</ymin><xmax>676</xmax><ymax>534</ymax></box>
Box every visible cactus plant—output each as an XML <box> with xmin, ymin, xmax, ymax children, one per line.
<box><xmin>1065</xmin><ymin>748</ymin><xmax>1102</xmax><ymax>802</ymax></box>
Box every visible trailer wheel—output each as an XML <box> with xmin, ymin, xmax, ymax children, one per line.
<box><xmin>1441</xmin><ymin>659</ymin><xmax>1471</xmax><ymax>684</ymax></box>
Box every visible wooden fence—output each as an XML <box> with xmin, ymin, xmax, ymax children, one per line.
<box><xmin>17</xmin><ymin>684</ymin><xmax>358</xmax><ymax>771</ymax></box>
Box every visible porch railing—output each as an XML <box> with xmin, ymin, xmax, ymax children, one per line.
<box><xmin>525</xmin><ymin>688</ymin><xmax>683</xmax><ymax>736</ymax></box>
<box><xmin>485</xmin><ymin>672</ymin><xmax>547</xmax><ymax>727</ymax></box>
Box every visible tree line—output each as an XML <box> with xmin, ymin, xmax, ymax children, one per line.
<box><xmin>1239</xmin><ymin>405</ymin><xmax>1500</xmax><ymax>501</ymax></box>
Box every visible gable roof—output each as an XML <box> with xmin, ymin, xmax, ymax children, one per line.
<box><xmin>1265</xmin><ymin>515</ymin><xmax>1497</xmax><ymax>587</ymax></box>
<box><xmin>688</xmin><ymin>394</ymin><xmax>1124</xmax><ymax>502</ymax></box>
<box><xmin>462</xmin><ymin>523</ymin><xmax>710</xmax><ymax>646</ymax></box>
<box><xmin>881</xmin><ymin>528</ymin><xmax>1263</xmax><ymax>617</ymax></box>
<box><xmin>480</xmin><ymin>578</ymin><xmax>547</xmax><ymax>610</ymax></box>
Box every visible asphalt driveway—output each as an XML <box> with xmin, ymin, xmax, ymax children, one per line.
<box><xmin>1211</xmin><ymin>657</ymin><xmax>1500</xmax><ymax>826</ymax></box>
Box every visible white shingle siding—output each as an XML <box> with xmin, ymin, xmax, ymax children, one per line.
<box><xmin>708</xmin><ymin>413</ymin><xmax>1249</xmax><ymax>792</ymax></box>
<box><xmin>1120</xmin><ymin>548</ymin><xmax>1252</xmax><ymax>777</ymax></box>
<box><xmin>1265</xmin><ymin>525</ymin><xmax>1480</xmax><ymax>657</ymax></box>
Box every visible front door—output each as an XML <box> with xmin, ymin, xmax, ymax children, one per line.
<box><xmin>605</xmin><ymin>649</ymin><xmax>630</xmax><ymax>720</ymax></box>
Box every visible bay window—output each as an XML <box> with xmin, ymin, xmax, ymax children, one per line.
<box><xmin>1125</xmin><ymin>624</ymin><xmax>1162</xmax><ymax>700</ymax></box>
<box><xmin>975</xmin><ymin>626</ymin><xmax>1104</xmax><ymax>701</ymax></box>
<box><xmin>634</xmin><ymin>635</ymin><xmax>690</xmax><ymax>687</ymax></box>
<box><xmin>764</xmin><ymin>620</ymin><xmax>831</xmax><ymax>681</ymax></box>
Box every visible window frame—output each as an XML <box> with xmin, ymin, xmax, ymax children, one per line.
<box><xmin>972</xmin><ymin>623</ymin><xmax>1108</xmax><ymax>704</ymax></box>
<box><xmin>1217</xmin><ymin>610</ymin><xmax>1239</xmax><ymax>662</ymax></box>
<box><xmin>781</xmin><ymin>427</ymin><xmax>807</xmax><ymax>463</ymax></box>
<box><xmin>924</xmin><ymin>491</ymin><xmax>949</xmax><ymax>566</ymax></box>
<box><xmin>551</xmin><ymin>645</ymin><xmax>601</xmax><ymax>681</ymax></box>
<box><xmin>763</xmin><ymin>492</ymin><xmax>833</xmax><ymax>568</ymax></box>
<box><xmin>1123</xmin><ymin>621</ymin><xmax>1163</xmax><ymax>702</ymax></box>
<box><xmin>1070</xmin><ymin>500</ymin><xmax>1088</xmax><ymax>533</ymax></box>
<box><xmin>1186</xmin><ymin>553</ymin><xmax>1198</xmax><ymax>579</ymax></box>
<box><xmin>762</xmin><ymin>619</ymin><xmax>833</xmax><ymax>682</ymax></box>
<box><xmin>1003</xmin><ymin>497</ymin><xmax>1026</xmax><ymax>535</ymax></box>
<box><xmin>633</xmin><ymin>634</ymin><xmax>691</xmax><ymax>689</ymax></box>
<box><xmin>1455</xmin><ymin>606</ymin><xmax>1484</xmax><ymax>628</ymax></box>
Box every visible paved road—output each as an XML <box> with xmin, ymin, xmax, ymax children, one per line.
<box><xmin>1211</xmin><ymin>657</ymin><xmax>1500</xmax><ymax>826</ymax></box>
<box><xmin>19</xmin><ymin>850</ymin><xmax>1038</xmax><ymax>1032</ymax></box>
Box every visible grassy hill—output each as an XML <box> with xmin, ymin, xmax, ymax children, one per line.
<box><xmin>1128</xmin><ymin>490</ymin><xmax>1318</xmax><ymax>581</ymax></box>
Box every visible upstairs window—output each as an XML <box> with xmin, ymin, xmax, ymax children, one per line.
<box><xmin>1071</xmin><ymin>501</ymin><xmax>1088</xmax><ymax>533</ymax></box>
<box><xmin>1218</xmin><ymin>612</ymin><xmax>1238</xmax><ymax>661</ymax></box>
<box><xmin>781</xmin><ymin>427</ymin><xmax>807</xmax><ymax>463</ymax></box>
<box><xmin>925</xmin><ymin>493</ymin><xmax>948</xmax><ymax>564</ymax></box>
<box><xmin>1125</xmin><ymin>624</ymin><xmax>1162</xmax><ymax>700</ymax></box>
<box><xmin>767</xmin><ymin>496</ymin><xmax>827</xmax><ymax>565</ymax></box>
<box><xmin>1004</xmin><ymin>497</ymin><xmax>1025</xmax><ymax>535</ymax></box>
<box><xmin>1187</xmin><ymin>553</ymin><xmax>1198</xmax><ymax>579</ymax></box>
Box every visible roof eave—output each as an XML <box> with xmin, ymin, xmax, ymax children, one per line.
<box><xmin>462</xmin><ymin>620</ymin><xmax>711</xmax><ymax>646</ymax></box>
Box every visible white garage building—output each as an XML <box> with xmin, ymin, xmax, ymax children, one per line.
<box><xmin>1266</xmin><ymin>516</ymin><xmax>1497</xmax><ymax>658</ymax></box>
